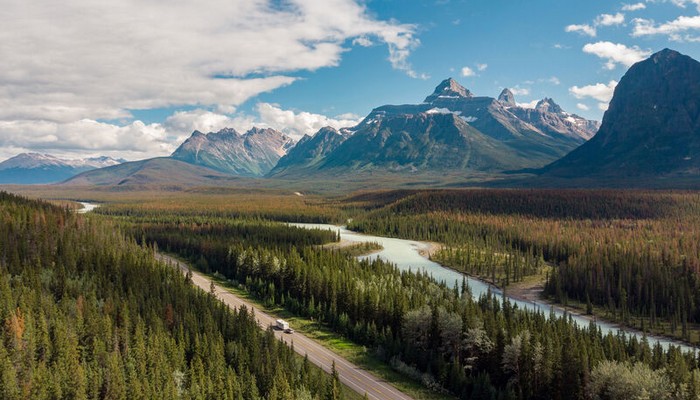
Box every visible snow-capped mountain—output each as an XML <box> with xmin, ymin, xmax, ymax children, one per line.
<box><xmin>0</xmin><ymin>153</ymin><xmax>124</xmax><ymax>184</ymax></box>
<box><xmin>274</xmin><ymin>78</ymin><xmax>599</xmax><ymax>176</ymax></box>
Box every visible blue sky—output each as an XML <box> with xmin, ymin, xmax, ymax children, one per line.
<box><xmin>1</xmin><ymin>0</ymin><xmax>699</xmax><ymax>161</ymax></box>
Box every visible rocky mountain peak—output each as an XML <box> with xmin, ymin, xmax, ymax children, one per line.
<box><xmin>424</xmin><ymin>78</ymin><xmax>473</xmax><ymax>103</ymax></box>
<box><xmin>498</xmin><ymin>88</ymin><xmax>516</xmax><ymax>106</ymax></box>
<box><xmin>535</xmin><ymin>98</ymin><xmax>563</xmax><ymax>114</ymax></box>
<box><xmin>651</xmin><ymin>48</ymin><xmax>681</xmax><ymax>64</ymax></box>
<box><xmin>541</xmin><ymin>48</ymin><xmax>700</xmax><ymax>179</ymax></box>
<box><xmin>315</xmin><ymin>126</ymin><xmax>341</xmax><ymax>137</ymax></box>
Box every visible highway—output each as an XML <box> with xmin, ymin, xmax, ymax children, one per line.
<box><xmin>157</xmin><ymin>253</ymin><xmax>414</xmax><ymax>400</ymax></box>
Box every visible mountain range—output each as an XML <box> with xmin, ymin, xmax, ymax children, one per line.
<box><xmin>268</xmin><ymin>78</ymin><xmax>598</xmax><ymax>177</ymax></box>
<box><xmin>0</xmin><ymin>153</ymin><xmax>123</xmax><ymax>184</ymax></box>
<box><xmin>4</xmin><ymin>48</ymin><xmax>699</xmax><ymax>189</ymax></box>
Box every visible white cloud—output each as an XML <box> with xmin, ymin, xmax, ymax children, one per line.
<box><xmin>0</xmin><ymin>103</ymin><xmax>363</xmax><ymax>161</ymax></box>
<box><xmin>632</xmin><ymin>15</ymin><xmax>700</xmax><ymax>41</ymax></box>
<box><xmin>255</xmin><ymin>103</ymin><xmax>362</xmax><ymax>140</ymax></box>
<box><xmin>595</xmin><ymin>13</ymin><xmax>626</xmax><ymax>26</ymax></box>
<box><xmin>565</xmin><ymin>24</ymin><xmax>597</xmax><ymax>37</ymax></box>
<box><xmin>0</xmin><ymin>0</ymin><xmax>422</xmax><ymax>158</ymax></box>
<box><xmin>576</xmin><ymin>103</ymin><xmax>590</xmax><ymax>111</ymax></box>
<box><xmin>0</xmin><ymin>119</ymin><xmax>173</xmax><ymax>161</ymax></box>
<box><xmin>477</xmin><ymin>63</ymin><xmax>489</xmax><ymax>71</ymax></box>
<box><xmin>598</xmin><ymin>103</ymin><xmax>610</xmax><ymax>111</ymax></box>
<box><xmin>516</xmin><ymin>100</ymin><xmax>539</xmax><ymax>109</ymax></box>
<box><xmin>622</xmin><ymin>3</ymin><xmax>646</xmax><ymax>11</ymax></box>
<box><xmin>511</xmin><ymin>87</ymin><xmax>531</xmax><ymax>96</ymax></box>
<box><xmin>570</xmin><ymin>80</ymin><xmax>618</xmax><ymax>102</ymax></box>
<box><xmin>657</xmin><ymin>0</ymin><xmax>700</xmax><ymax>11</ymax></box>
<box><xmin>582</xmin><ymin>41</ymin><xmax>651</xmax><ymax>69</ymax></box>
<box><xmin>461</xmin><ymin>67</ymin><xmax>476</xmax><ymax>77</ymax></box>
<box><xmin>547</xmin><ymin>76</ymin><xmax>561</xmax><ymax>85</ymax></box>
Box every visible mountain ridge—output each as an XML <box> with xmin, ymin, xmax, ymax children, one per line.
<box><xmin>171</xmin><ymin>127</ymin><xmax>294</xmax><ymax>177</ymax></box>
<box><xmin>0</xmin><ymin>153</ymin><xmax>124</xmax><ymax>184</ymax></box>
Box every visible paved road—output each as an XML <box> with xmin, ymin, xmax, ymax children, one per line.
<box><xmin>157</xmin><ymin>253</ymin><xmax>414</xmax><ymax>400</ymax></box>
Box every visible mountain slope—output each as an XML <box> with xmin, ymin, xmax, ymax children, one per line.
<box><xmin>321</xmin><ymin>112</ymin><xmax>533</xmax><ymax>172</ymax></box>
<box><xmin>300</xmin><ymin>78</ymin><xmax>598</xmax><ymax>176</ymax></box>
<box><xmin>541</xmin><ymin>49</ymin><xmax>700</xmax><ymax>179</ymax></box>
<box><xmin>171</xmin><ymin>127</ymin><xmax>294</xmax><ymax>177</ymax></box>
<box><xmin>267</xmin><ymin>127</ymin><xmax>350</xmax><ymax>177</ymax></box>
<box><xmin>62</xmin><ymin>157</ymin><xmax>240</xmax><ymax>187</ymax></box>
<box><xmin>0</xmin><ymin>153</ymin><xmax>123</xmax><ymax>184</ymax></box>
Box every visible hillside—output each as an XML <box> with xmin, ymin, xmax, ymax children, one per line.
<box><xmin>62</xmin><ymin>157</ymin><xmax>241</xmax><ymax>188</ymax></box>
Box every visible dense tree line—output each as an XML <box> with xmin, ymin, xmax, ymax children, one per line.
<box><xmin>0</xmin><ymin>192</ymin><xmax>345</xmax><ymax>400</ymax></box>
<box><xmin>121</xmin><ymin>207</ymin><xmax>700</xmax><ymax>399</ymax></box>
<box><xmin>348</xmin><ymin>190</ymin><xmax>700</xmax><ymax>340</ymax></box>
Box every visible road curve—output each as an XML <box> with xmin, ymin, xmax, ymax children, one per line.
<box><xmin>156</xmin><ymin>253</ymin><xmax>414</xmax><ymax>400</ymax></box>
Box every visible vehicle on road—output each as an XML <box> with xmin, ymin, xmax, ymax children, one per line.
<box><xmin>284</xmin><ymin>328</ymin><xmax>294</xmax><ymax>334</ymax></box>
<box><xmin>275</xmin><ymin>319</ymin><xmax>289</xmax><ymax>331</ymax></box>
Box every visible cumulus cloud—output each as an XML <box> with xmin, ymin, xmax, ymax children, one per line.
<box><xmin>254</xmin><ymin>103</ymin><xmax>362</xmax><ymax>140</ymax></box>
<box><xmin>632</xmin><ymin>15</ymin><xmax>700</xmax><ymax>41</ymax></box>
<box><xmin>566</xmin><ymin>12</ymin><xmax>626</xmax><ymax>38</ymax></box>
<box><xmin>0</xmin><ymin>119</ymin><xmax>173</xmax><ymax>161</ymax></box>
<box><xmin>0</xmin><ymin>0</ymin><xmax>422</xmax><ymax>158</ymax></box>
<box><xmin>659</xmin><ymin>0</ymin><xmax>700</xmax><ymax>11</ymax></box>
<box><xmin>0</xmin><ymin>103</ymin><xmax>363</xmax><ymax>161</ymax></box>
<box><xmin>595</xmin><ymin>13</ymin><xmax>626</xmax><ymax>26</ymax></box>
<box><xmin>622</xmin><ymin>3</ymin><xmax>646</xmax><ymax>11</ymax></box>
<box><xmin>598</xmin><ymin>103</ymin><xmax>610</xmax><ymax>111</ymax></box>
<box><xmin>570</xmin><ymin>80</ymin><xmax>618</xmax><ymax>102</ymax></box>
<box><xmin>461</xmin><ymin>67</ymin><xmax>476</xmax><ymax>77</ymax></box>
<box><xmin>510</xmin><ymin>87</ymin><xmax>531</xmax><ymax>96</ymax></box>
<box><xmin>477</xmin><ymin>63</ymin><xmax>489</xmax><ymax>71</ymax></box>
<box><xmin>576</xmin><ymin>103</ymin><xmax>590</xmax><ymax>111</ymax></box>
<box><xmin>582</xmin><ymin>41</ymin><xmax>651</xmax><ymax>69</ymax></box>
<box><xmin>565</xmin><ymin>24</ymin><xmax>597</xmax><ymax>37</ymax></box>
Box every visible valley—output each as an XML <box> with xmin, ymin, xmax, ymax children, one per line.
<box><xmin>1</xmin><ymin>34</ymin><xmax>700</xmax><ymax>400</ymax></box>
<box><xmin>5</xmin><ymin>186</ymin><xmax>697</xmax><ymax>399</ymax></box>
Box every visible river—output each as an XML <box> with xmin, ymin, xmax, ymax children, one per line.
<box><xmin>291</xmin><ymin>223</ymin><xmax>697</xmax><ymax>352</ymax></box>
<box><xmin>76</xmin><ymin>202</ymin><xmax>99</xmax><ymax>213</ymax></box>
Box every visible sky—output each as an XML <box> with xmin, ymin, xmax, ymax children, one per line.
<box><xmin>1</xmin><ymin>0</ymin><xmax>700</xmax><ymax>161</ymax></box>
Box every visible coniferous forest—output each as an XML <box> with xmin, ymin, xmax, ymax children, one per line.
<box><xmin>95</xmin><ymin>190</ymin><xmax>700</xmax><ymax>399</ymax></box>
<box><xmin>348</xmin><ymin>190</ymin><xmax>700</xmax><ymax>342</ymax></box>
<box><xmin>6</xmin><ymin>188</ymin><xmax>700</xmax><ymax>399</ymax></box>
<box><xmin>0</xmin><ymin>192</ymin><xmax>343</xmax><ymax>399</ymax></box>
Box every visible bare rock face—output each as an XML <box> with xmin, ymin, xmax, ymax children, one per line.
<box><xmin>171</xmin><ymin>127</ymin><xmax>294</xmax><ymax>177</ymax></box>
<box><xmin>498</xmin><ymin>88</ymin><xmax>516</xmax><ymax>107</ymax></box>
<box><xmin>423</xmin><ymin>78</ymin><xmax>473</xmax><ymax>103</ymax></box>
<box><xmin>542</xmin><ymin>48</ymin><xmax>700</xmax><ymax>178</ymax></box>
<box><xmin>268</xmin><ymin>127</ymin><xmax>350</xmax><ymax>176</ymax></box>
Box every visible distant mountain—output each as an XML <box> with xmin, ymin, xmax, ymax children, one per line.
<box><xmin>171</xmin><ymin>127</ymin><xmax>294</xmax><ymax>177</ymax></box>
<box><xmin>281</xmin><ymin>78</ymin><xmax>598</xmax><ymax>176</ymax></box>
<box><xmin>0</xmin><ymin>153</ymin><xmax>124</xmax><ymax>184</ymax></box>
<box><xmin>508</xmin><ymin>97</ymin><xmax>599</xmax><ymax>141</ymax></box>
<box><xmin>267</xmin><ymin>127</ymin><xmax>350</xmax><ymax>177</ymax></box>
<box><xmin>540</xmin><ymin>48</ymin><xmax>700</xmax><ymax>180</ymax></box>
<box><xmin>63</xmin><ymin>157</ymin><xmax>240</xmax><ymax>188</ymax></box>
